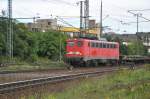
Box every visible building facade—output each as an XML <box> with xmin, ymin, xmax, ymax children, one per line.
<box><xmin>103</xmin><ymin>32</ymin><xmax>150</xmax><ymax>53</ymax></box>
<box><xmin>136</xmin><ymin>32</ymin><xmax>150</xmax><ymax>53</ymax></box>
<box><xmin>26</xmin><ymin>19</ymin><xmax>57</xmax><ymax>32</ymax></box>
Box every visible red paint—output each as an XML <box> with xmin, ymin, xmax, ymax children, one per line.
<box><xmin>66</xmin><ymin>39</ymin><xmax>119</xmax><ymax>60</ymax></box>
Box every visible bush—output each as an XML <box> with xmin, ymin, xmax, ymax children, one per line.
<box><xmin>144</xmin><ymin>64</ymin><xmax>150</xmax><ymax>71</ymax></box>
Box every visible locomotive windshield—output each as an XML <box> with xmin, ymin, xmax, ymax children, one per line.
<box><xmin>67</xmin><ymin>41</ymin><xmax>83</xmax><ymax>47</ymax></box>
<box><xmin>67</xmin><ymin>42</ymin><xmax>74</xmax><ymax>47</ymax></box>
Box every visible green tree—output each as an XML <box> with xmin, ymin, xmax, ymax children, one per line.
<box><xmin>0</xmin><ymin>17</ymin><xmax>7</xmax><ymax>56</ymax></box>
<box><xmin>0</xmin><ymin>17</ymin><xmax>68</xmax><ymax>62</ymax></box>
<box><xmin>127</xmin><ymin>40</ymin><xmax>147</xmax><ymax>55</ymax></box>
<box><xmin>37</xmin><ymin>31</ymin><xmax>67</xmax><ymax>61</ymax></box>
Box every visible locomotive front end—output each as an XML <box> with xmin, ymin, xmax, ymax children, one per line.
<box><xmin>65</xmin><ymin>39</ymin><xmax>84</xmax><ymax>66</ymax></box>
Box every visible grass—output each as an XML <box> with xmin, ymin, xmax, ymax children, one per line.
<box><xmin>0</xmin><ymin>57</ymin><xmax>67</xmax><ymax>72</ymax></box>
<box><xmin>28</xmin><ymin>64</ymin><xmax>150</xmax><ymax>99</ymax></box>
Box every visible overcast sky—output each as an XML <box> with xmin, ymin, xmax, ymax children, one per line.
<box><xmin>0</xmin><ymin>0</ymin><xmax>150</xmax><ymax>34</ymax></box>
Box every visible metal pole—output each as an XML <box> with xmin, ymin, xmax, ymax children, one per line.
<box><xmin>80</xmin><ymin>1</ymin><xmax>83</xmax><ymax>34</ymax></box>
<box><xmin>84</xmin><ymin>0</ymin><xmax>87</xmax><ymax>31</ymax></box>
<box><xmin>100</xmin><ymin>0</ymin><xmax>102</xmax><ymax>38</ymax></box>
<box><xmin>7</xmin><ymin>0</ymin><xmax>13</xmax><ymax>60</ymax></box>
<box><xmin>59</xmin><ymin>26</ymin><xmax>62</xmax><ymax>62</ymax></box>
<box><xmin>33</xmin><ymin>17</ymin><xmax>36</xmax><ymax>32</ymax></box>
<box><xmin>137</xmin><ymin>14</ymin><xmax>139</xmax><ymax>33</ymax></box>
<box><xmin>85</xmin><ymin>0</ymin><xmax>89</xmax><ymax>33</ymax></box>
<box><xmin>86</xmin><ymin>0</ymin><xmax>89</xmax><ymax>30</ymax></box>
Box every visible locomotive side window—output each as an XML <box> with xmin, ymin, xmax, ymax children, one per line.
<box><xmin>107</xmin><ymin>44</ymin><xmax>110</xmax><ymax>48</ymax></box>
<box><xmin>88</xmin><ymin>42</ymin><xmax>117</xmax><ymax>49</ymax></box>
<box><xmin>114</xmin><ymin>44</ymin><xmax>116</xmax><ymax>48</ymax></box>
<box><xmin>110</xmin><ymin>44</ymin><xmax>117</xmax><ymax>48</ymax></box>
<box><xmin>91</xmin><ymin>42</ymin><xmax>95</xmax><ymax>47</ymax></box>
<box><xmin>96</xmin><ymin>43</ymin><xmax>99</xmax><ymax>48</ymax></box>
<box><xmin>91</xmin><ymin>42</ymin><xmax>93</xmax><ymax>47</ymax></box>
<box><xmin>106</xmin><ymin>44</ymin><xmax>108</xmax><ymax>48</ymax></box>
<box><xmin>113</xmin><ymin>44</ymin><xmax>116</xmax><ymax>48</ymax></box>
<box><xmin>99</xmin><ymin>43</ymin><xmax>102</xmax><ymax>48</ymax></box>
<box><xmin>103</xmin><ymin>43</ymin><xmax>106</xmax><ymax>48</ymax></box>
<box><xmin>94</xmin><ymin>43</ymin><xmax>96</xmax><ymax>47</ymax></box>
<box><xmin>109</xmin><ymin>44</ymin><xmax>111</xmax><ymax>48</ymax></box>
<box><xmin>88</xmin><ymin>42</ymin><xmax>90</xmax><ymax>47</ymax></box>
<box><xmin>67</xmin><ymin>42</ymin><xmax>74</xmax><ymax>47</ymax></box>
<box><xmin>110</xmin><ymin>44</ymin><xmax>114</xmax><ymax>48</ymax></box>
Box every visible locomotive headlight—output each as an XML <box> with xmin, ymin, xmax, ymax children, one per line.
<box><xmin>79</xmin><ymin>52</ymin><xmax>82</xmax><ymax>55</ymax></box>
<box><xmin>67</xmin><ymin>51</ymin><xmax>73</xmax><ymax>54</ymax></box>
<box><xmin>75</xmin><ymin>52</ymin><xmax>82</xmax><ymax>55</ymax></box>
<box><xmin>67</xmin><ymin>51</ymin><xmax>82</xmax><ymax>55</ymax></box>
<box><xmin>75</xmin><ymin>52</ymin><xmax>80</xmax><ymax>54</ymax></box>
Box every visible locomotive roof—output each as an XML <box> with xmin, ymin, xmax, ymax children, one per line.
<box><xmin>67</xmin><ymin>38</ymin><xmax>119</xmax><ymax>44</ymax></box>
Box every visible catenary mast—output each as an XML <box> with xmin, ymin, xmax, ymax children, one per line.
<box><xmin>7</xmin><ymin>0</ymin><xmax>13</xmax><ymax>60</ymax></box>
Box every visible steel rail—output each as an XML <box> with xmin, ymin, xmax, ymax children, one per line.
<box><xmin>0</xmin><ymin>68</ymin><xmax>118</xmax><ymax>93</ymax></box>
<box><xmin>0</xmin><ymin>68</ymin><xmax>66</xmax><ymax>74</ymax></box>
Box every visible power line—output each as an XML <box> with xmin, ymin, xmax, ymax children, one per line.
<box><xmin>125</xmin><ymin>20</ymin><xmax>150</xmax><ymax>24</ymax></box>
<box><xmin>128</xmin><ymin>10</ymin><xmax>150</xmax><ymax>33</ymax></box>
<box><xmin>128</xmin><ymin>10</ymin><xmax>150</xmax><ymax>21</ymax></box>
<box><xmin>42</xmin><ymin>0</ymin><xmax>77</xmax><ymax>7</ymax></box>
<box><xmin>56</xmin><ymin>16</ymin><xmax>77</xmax><ymax>28</ymax></box>
<box><xmin>128</xmin><ymin>9</ymin><xmax>150</xmax><ymax>12</ymax></box>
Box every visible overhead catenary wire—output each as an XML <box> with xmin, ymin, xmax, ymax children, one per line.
<box><xmin>128</xmin><ymin>9</ymin><xmax>150</xmax><ymax>12</ymax></box>
<box><xmin>128</xmin><ymin>10</ymin><xmax>150</xmax><ymax>33</ymax></box>
<box><xmin>56</xmin><ymin>16</ymin><xmax>77</xmax><ymax>28</ymax></box>
<box><xmin>41</xmin><ymin>0</ymin><xmax>78</xmax><ymax>7</ymax></box>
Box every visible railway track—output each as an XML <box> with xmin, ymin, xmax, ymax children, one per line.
<box><xmin>0</xmin><ymin>67</ymin><xmax>118</xmax><ymax>94</ymax></box>
<box><xmin>0</xmin><ymin>64</ymin><xmax>145</xmax><ymax>84</ymax></box>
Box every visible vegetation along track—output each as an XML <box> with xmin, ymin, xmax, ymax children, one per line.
<box><xmin>0</xmin><ymin>67</ymin><xmax>119</xmax><ymax>94</ymax></box>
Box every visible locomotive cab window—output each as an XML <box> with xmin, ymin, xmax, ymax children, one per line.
<box><xmin>67</xmin><ymin>42</ymin><xmax>74</xmax><ymax>47</ymax></box>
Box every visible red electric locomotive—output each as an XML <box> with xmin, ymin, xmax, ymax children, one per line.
<box><xmin>65</xmin><ymin>38</ymin><xmax>119</xmax><ymax>66</ymax></box>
